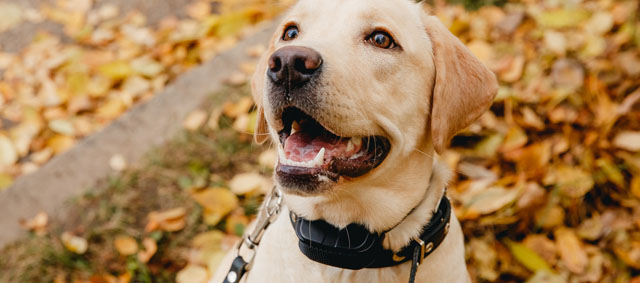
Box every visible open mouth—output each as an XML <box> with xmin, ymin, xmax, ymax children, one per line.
<box><xmin>276</xmin><ymin>107</ymin><xmax>390</xmax><ymax>192</ymax></box>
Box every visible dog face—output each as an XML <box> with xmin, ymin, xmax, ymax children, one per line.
<box><xmin>252</xmin><ymin>0</ymin><xmax>497</xmax><ymax>226</ymax></box>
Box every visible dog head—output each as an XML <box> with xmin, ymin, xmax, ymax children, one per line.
<box><xmin>252</xmin><ymin>0</ymin><xmax>497</xmax><ymax>230</ymax></box>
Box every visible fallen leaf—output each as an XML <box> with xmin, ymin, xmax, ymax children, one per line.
<box><xmin>554</xmin><ymin>166</ymin><xmax>594</xmax><ymax>198</ymax></box>
<box><xmin>464</xmin><ymin>186</ymin><xmax>520</xmax><ymax>215</ymax></box>
<box><xmin>146</xmin><ymin>207</ymin><xmax>187</xmax><ymax>232</ymax></box>
<box><xmin>613</xmin><ymin>131</ymin><xmax>640</xmax><ymax>152</ymax></box>
<box><xmin>555</xmin><ymin>228</ymin><xmax>588</xmax><ymax>274</ymax></box>
<box><xmin>176</xmin><ymin>265</ymin><xmax>208</xmax><ymax>283</ymax></box>
<box><xmin>0</xmin><ymin>133</ymin><xmax>18</xmax><ymax>168</ymax></box>
<box><xmin>535</xmin><ymin>9</ymin><xmax>591</xmax><ymax>29</ymax></box>
<box><xmin>0</xmin><ymin>173</ymin><xmax>13</xmax><ymax>190</ymax></box>
<box><xmin>46</xmin><ymin>135</ymin><xmax>75</xmax><ymax>154</ymax></box>
<box><xmin>114</xmin><ymin>235</ymin><xmax>138</xmax><ymax>256</ymax></box>
<box><xmin>551</xmin><ymin>58</ymin><xmax>584</xmax><ymax>90</ymax></box>
<box><xmin>20</xmin><ymin>211</ymin><xmax>48</xmax><ymax>235</ymax></box>
<box><xmin>228</xmin><ymin>173</ymin><xmax>269</xmax><ymax>195</ymax></box>
<box><xmin>61</xmin><ymin>232</ymin><xmax>88</xmax><ymax>254</ymax></box>
<box><xmin>505</xmin><ymin>240</ymin><xmax>553</xmax><ymax>272</ymax></box>
<box><xmin>183</xmin><ymin>110</ymin><xmax>208</xmax><ymax>131</ymax></box>
<box><xmin>222</xmin><ymin>97</ymin><xmax>253</xmax><ymax>118</ymax></box>
<box><xmin>137</xmin><ymin>238</ymin><xmax>157</xmax><ymax>263</ymax></box>
<box><xmin>192</xmin><ymin>188</ymin><xmax>238</xmax><ymax>226</ymax></box>
<box><xmin>109</xmin><ymin>154</ymin><xmax>127</xmax><ymax>171</ymax></box>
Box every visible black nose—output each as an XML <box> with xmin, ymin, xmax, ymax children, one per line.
<box><xmin>268</xmin><ymin>46</ymin><xmax>323</xmax><ymax>88</ymax></box>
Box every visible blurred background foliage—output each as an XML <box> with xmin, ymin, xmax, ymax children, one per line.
<box><xmin>0</xmin><ymin>0</ymin><xmax>639</xmax><ymax>282</ymax></box>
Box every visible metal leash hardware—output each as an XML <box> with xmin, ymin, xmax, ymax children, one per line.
<box><xmin>223</xmin><ymin>187</ymin><xmax>283</xmax><ymax>283</ymax></box>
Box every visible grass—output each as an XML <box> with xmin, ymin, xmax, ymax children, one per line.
<box><xmin>0</xmin><ymin>85</ymin><xmax>268</xmax><ymax>282</ymax></box>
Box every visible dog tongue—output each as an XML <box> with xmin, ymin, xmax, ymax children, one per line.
<box><xmin>284</xmin><ymin>131</ymin><xmax>350</xmax><ymax>163</ymax></box>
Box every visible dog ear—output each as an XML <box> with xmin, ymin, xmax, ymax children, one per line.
<box><xmin>251</xmin><ymin>53</ymin><xmax>271</xmax><ymax>144</ymax></box>
<box><xmin>423</xmin><ymin>15</ymin><xmax>498</xmax><ymax>154</ymax></box>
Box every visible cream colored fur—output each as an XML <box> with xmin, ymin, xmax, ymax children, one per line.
<box><xmin>213</xmin><ymin>0</ymin><xmax>498</xmax><ymax>282</ymax></box>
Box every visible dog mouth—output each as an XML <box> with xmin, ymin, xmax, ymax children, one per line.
<box><xmin>275</xmin><ymin>107</ymin><xmax>390</xmax><ymax>193</ymax></box>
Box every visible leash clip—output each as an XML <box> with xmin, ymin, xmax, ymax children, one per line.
<box><xmin>224</xmin><ymin>187</ymin><xmax>282</xmax><ymax>283</ymax></box>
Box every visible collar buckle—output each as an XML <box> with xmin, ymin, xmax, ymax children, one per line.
<box><xmin>415</xmin><ymin>239</ymin><xmax>434</xmax><ymax>265</ymax></box>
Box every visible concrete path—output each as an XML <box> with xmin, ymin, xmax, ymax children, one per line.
<box><xmin>0</xmin><ymin>19</ymin><xmax>277</xmax><ymax>247</ymax></box>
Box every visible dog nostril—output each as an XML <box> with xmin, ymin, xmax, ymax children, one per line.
<box><xmin>269</xmin><ymin>57</ymin><xmax>282</xmax><ymax>72</ymax></box>
<box><xmin>294</xmin><ymin>57</ymin><xmax>322</xmax><ymax>75</ymax></box>
<box><xmin>305</xmin><ymin>57</ymin><xmax>322</xmax><ymax>71</ymax></box>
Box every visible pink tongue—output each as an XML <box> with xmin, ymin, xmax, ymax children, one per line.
<box><xmin>284</xmin><ymin>132</ymin><xmax>349</xmax><ymax>162</ymax></box>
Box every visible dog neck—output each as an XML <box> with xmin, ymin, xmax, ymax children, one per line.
<box><xmin>382</xmin><ymin>160</ymin><xmax>451</xmax><ymax>251</ymax></box>
<box><xmin>283</xmin><ymin>158</ymin><xmax>451</xmax><ymax>253</ymax></box>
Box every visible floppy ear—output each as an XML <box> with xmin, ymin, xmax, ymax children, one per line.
<box><xmin>251</xmin><ymin>52</ymin><xmax>271</xmax><ymax>144</ymax></box>
<box><xmin>423</xmin><ymin>15</ymin><xmax>498</xmax><ymax>154</ymax></box>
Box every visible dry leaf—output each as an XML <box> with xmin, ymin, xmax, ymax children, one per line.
<box><xmin>505</xmin><ymin>240</ymin><xmax>553</xmax><ymax>272</ymax></box>
<box><xmin>192</xmin><ymin>188</ymin><xmax>238</xmax><ymax>226</ymax></box>
<box><xmin>0</xmin><ymin>134</ymin><xmax>18</xmax><ymax>168</ymax></box>
<box><xmin>613</xmin><ymin>131</ymin><xmax>640</xmax><ymax>152</ymax></box>
<box><xmin>109</xmin><ymin>154</ymin><xmax>127</xmax><ymax>171</ymax></box>
<box><xmin>183</xmin><ymin>110</ymin><xmax>208</xmax><ymax>131</ymax></box>
<box><xmin>464</xmin><ymin>186</ymin><xmax>519</xmax><ymax>216</ymax></box>
<box><xmin>137</xmin><ymin>238</ymin><xmax>158</xmax><ymax>263</ymax></box>
<box><xmin>114</xmin><ymin>235</ymin><xmax>138</xmax><ymax>256</ymax></box>
<box><xmin>176</xmin><ymin>265</ymin><xmax>208</xmax><ymax>283</ymax></box>
<box><xmin>61</xmin><ymin>232</ymin><xmax>88</xmax><ymax>254</ymax></box>
<box><xmin>20</xmin><ymin>211</ymin><xmax>48</xmax><ymax>235</ymax></box>
<box><xmin>555</xmin><ymin>228</ymin><xmax>588</xmax><ymax>274</ymax></box>
<box><xmin>228</xmin><ymin>173</ymin><xmax>269</xmax><ymax>195</ymax></box>
<box><xmin>146</xmin><ymin>207</ymin><xmax>187</xmax><ymax>232</ymax></box>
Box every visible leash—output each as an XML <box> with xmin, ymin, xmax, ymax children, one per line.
<box><xmin>222</xmin><ymin>187</ymin><xmax>283</xmax><ymax>283</ymax></box>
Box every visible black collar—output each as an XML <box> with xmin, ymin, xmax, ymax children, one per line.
<box><xmin>289</xmin><ymin>195</ymin><xmax>451</xmax><ymax>270</ymax></box>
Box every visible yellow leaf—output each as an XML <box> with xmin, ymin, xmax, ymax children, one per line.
<box><xmin>193</xmin><ymin>188</ymin><xmax>238</xmax><ymax>226</ymax></box>
<box><xmin>505</xmin><ymin>240</ymin><xmax>553</xmax><ymax>273</ymax></box>
<box><xmin>554</xmin><ymin>166</ymin><xmax>594</xmax><ymax>198</ymax></box>
<box><xmin>464</xmin><ymin>186</ymin><xmax>519</xmax><ymax>215</ymax></box>
<box><xmin>96</xmin><ymin>99</ymin><xmax>126</xmax><ymax>120</ymax></box>
<box><xmin>0</xmin><ymin>133</ymin><xmax>18</xmax><ymax>167</ymax></box>
<box><xmin>0</xmin><ymin>173</ymin><xmax>13</xmax><ymax>191</ymax></box>
<box><xmin>48</xmin><ymin>119</ymin><xmax>76</xmax><ymax>136</ymax></box>
<box><xmin>555</xmin><ymin>228</ymin><xmax>588</xmax><ymax>274</ymax></box>
<box><xmin>183</xmin><ymin>110</ymin><xmax>208</xmax><ymax>131</ymax></box>
<box><xmin>98</xmin><ymin>60</ymin><xmax>134</xmax><ymax>80</ymax></box>
<box><xmin>47</xmin><ymin>135</ymin><xmax>75</xmax><ymax>154</ymax></box>
<box><xmin>176</xmin><ymin>265</ymin><xmax>208</xmax><ymax>283</ymax></box>
<box><xmin>114</xmin><ymin>235</ymin><xmax>138</xmax><ymax>256</ymax></box>
<box><xmin>596</xmin><ymin>158</ymin><xmax>626</xmax><ymax>188</ymax></box>
<box><xmin>61</xmin><ymin>232</ymin><xmax>88</xmax><ymax>254</ymax></box>
<box><xmin>229</xmin><ymin>172</ymin><xmax>268</xmax><ymax>195</ymax></box>
<box><xmin>222</xmin><ymin>97</ymin><xmax>254</xmax><ymax>118</ymax></box>
<box><xmin>613</xmin><ymin>131</ymin><xmax>640</xmax><ymax>152</ymax></box>
<box><xmin>535</xmin><ymin>9</ymin><xmax>590</xmax><ymax>29</ymax></box>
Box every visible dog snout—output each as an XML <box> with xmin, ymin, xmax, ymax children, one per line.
<box><xmin>268</xmin><ymin>46</ymin><xmax>323</xmax><ymax>88</ymax></box>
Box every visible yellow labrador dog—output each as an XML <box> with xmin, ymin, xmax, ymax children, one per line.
<box><xmin>215</xmin><ymin>0</ymin><xmax>497</xmax><ymax>282</ymax></box>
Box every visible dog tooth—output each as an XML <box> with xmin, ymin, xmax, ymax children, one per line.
<box><xmin>346</xmin><ymin>140</ymin><xmax>354</xmax><ymax>152</ymax></box>
<box><xmin>291</xmin><ymin>121</ymin><xmax>300</xmax><ymax>134</ymax></box>
<box><xmin>313</xmin><ymin>148</ymin><xmax>325</xmax><ymax>166</ymax></box>
<box><xmin>352</xmin><ymin>137</ymin><xmax>362</xmax><ymax>146</ymax></box>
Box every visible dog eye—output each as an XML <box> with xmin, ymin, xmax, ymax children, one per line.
<box><xmin>283</xmin><ymin>26</ymin><xmax>299</xmax><ymax>41</ymax></box>
<box><xmin>367</xmin><ymin>31</ymin><xmax>396</xmax><ymax>49</ymax></box>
